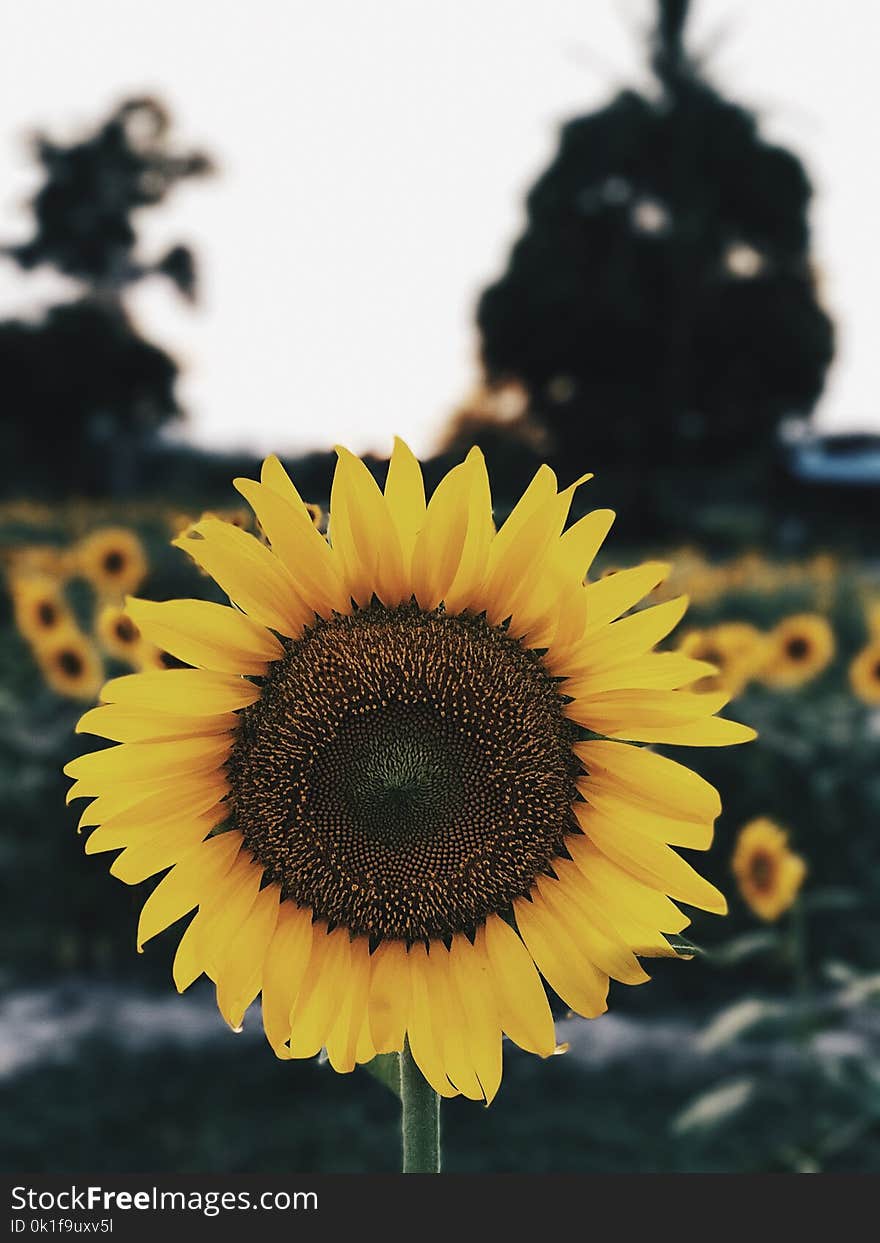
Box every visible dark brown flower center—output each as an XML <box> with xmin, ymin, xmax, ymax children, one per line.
<box><xmin>114</xmin><ymin>617</ymin><xmax>138</xmax><ymax>644</ymax></box>
<box><xmin>37</xmin><ymin>601</ymin><xmax>58</xmax><ymax>628</ymax></box>
<box><xmin>102</xmin><ymin>550</ymin><xmax>126</xmax><ymax>576</ymax></box>
<box><xmin>228</xmin><ymin>603</ymin><xmax>579</xmax><ymax>942</ymax></box>
<box><xmin>749</xmin><ymin>849</ymin><xmax>776</xmax><ymax>893</ymax></box>
<box><xmin>57</xmin><ymin>649</ymin><xmax>84</xmax><ymax>678</ymax></box>
<box><xmin>785</xmin><ymin>636</ymin><xmax>810</xmax><ymax>662</ymax></box>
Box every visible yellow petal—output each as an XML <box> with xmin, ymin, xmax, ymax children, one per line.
<box><xmin>368</xmin><ymin>938</ymin><xmax>411</xmax><ymax>1054</ymax></box>
<box><xmin>536</xmin><ymin>869</ymin><xmax>650</xmax><ymax>984</ymax></box>
<box><xmin>136</xmin><ymin>832</ymin><xmax>242</xmax><ymax>950</ymax></box>
<box><xmin>172</xmin><ymin>850</ymin><xmax>263</xmax><ymax>991</ymax></box>
<box><xmin>325</xmin><ymin>935</ymin><xmax>372</xmax><ymax>1074</ymax></box>
<box><xmin>99</xmin><ymin>669</ymin><xmax>260</xmax><ymax>715</ymax></box>
<box><xmin>567</xmin><ymin>836</ymin><xmax>688</xmax><ymax>956</ymax></box>
<box><xmin>564</xmin><ymin>654</ymin><xmax>717</xmax><ymax>697</ymax></box>
<box><xmin>75</xmin><ymin>703</ymin><xmax>239</xmax><ymax>743</ymax></box>
<box><xmin>86</xmin><ymin>773</ymin><xmax>228</xmax><ymax>843</ymax></box>
<box><xmin>384</xmin><ymin>437</ymin><xmax>427</xmax><ymax>565</ymax></box>
<box><xmin>64</xmin><ymin>735</ymin><xmax>231</xmax><ymax>791</ymax></box>
<box><xmin>106</xmin><ymin>814</ymin><xmax>218</xmax><ymax>882</ymax></box>
<box><xmin>577</xmin><ymin>784</ymin><xmax>713</xmax><ymax>850</ymax></box>
<box><xmin>480</xmin><ymin>916</ymin><xmax>556</xmax><ymax>1057</ymax></box>
<box><xmin>582</xmin><ymin>562</ymin><xmax>671</xmax><ymax>630</ymax></box>
<box><xmin>442</xmin><ymin>449</ymin><xmax>495</xmax><ymax>614</ymax></box>
<box><xmin>406</xmin><ymin>942</ymin><xmax>460</xmax><ymax>1098</ymax></box>
<box><xmin>620</xmin><ymin>716</ymin><xmax>757</xmax><ymax>746</ymax></box>
<box><xmin>448</xmin><ymin>934</ymin><xmax>503</xmax><ymax>1103</ymax></box>
<box><xmin>174</xmin><ymin>518</ymin><xmax>308</xmax><ymax>636</ymax></box>
<box><xmin>260</xmin><ymin>902</ymin><xmax>314</xmax><ymax>1058</ymax></box>
<box><xmin>556</xmin><ymin>509</ymin><xmax>615</xmax><ymax>580</ymax></box>
<box><xmin>329</xmin><ymin>448</ymin><xmax>406</xmax><ymax>606</ymax></box>
<box><xmin>126</xmin><ymin>597</ymin><xmax>283</xmax><ymax>675</ymax></box>
<box><xmin>548</xmin><ymin>596</ymin><xmax>689</xmax><ymax>676</ymax></box>
<box><xmin>288</xmin><ymin>923</ymin><xmax>351</xmax><ymax>1059</ymax></box>
<box><xmin>514</xmin><ymin>893</ymin><xmax>608</xmax><ymax>1019</ymax></box>
<box><xmin>411</xmin><ymin>454</ymin><xmax>483</xmax><ymax>611</ymax></box>
<box><xmin>566</xmin><ymin>688</ymin><xmax>730</xmax><ymax>736</ymax></box>
<box><xmin>575</xmin><ymin>802</ymin><xmax>728</xmax><ymax>914</ymax></box>
<box><xmin>233</xmin><ymin>478</ymin><xmax>349</xmax><ymax>617</ymax></box>
<box><xmin>215</xmin><ymin>883</ymin><xmax>281</xmax><ymax>1029</ymax></box>
<box><xmin>575</xmin><ymin>739</ymin><xmax>721</xmax><ymax>822</ymax></box>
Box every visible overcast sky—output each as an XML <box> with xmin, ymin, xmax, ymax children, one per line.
<box><xmin>0</xmin><ymin>0</ymin><xmax>877</xmax><ymax>459</ymax></box>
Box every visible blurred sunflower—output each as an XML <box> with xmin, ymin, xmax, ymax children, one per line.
<box><xmin>136</xmin><ymin>644</ymin><xmax>190</xmax><ymax>671</ymax></box>
<box><xmin>76</xmin><ymin>527</ymin><xmax>148</xmax><ymax>599</ymax></box>
<box><xmin>65</xmin><ymin>442</ymin><xmax>753</xmax><ymax>1102</ymax></box>
<box><xmin>6</xmin><ymin>544</ymin><xmax>70</xmax><ymax>580</ymax></box>
<box><xmin>759</xmin><ymin>614</ymin><xmax>834</xmax><ymax>689</ymax></box>
<box><xmin>38</xmin><ymin>627</ymin><xmax>104</xmax><ymax>701</ymax></box>
<box><xmin>10</xmin><ymin>574</ymin><xmax>72</xmax><ymax>645</ymax></box>
<box><xmin>679</xmin><ymin>622</ymin><xmax>765</xmax><ymax>697</ymax></box>
<box><xmin>848</xmin><ymin>638</ymin><xmax>880</xmax><ymax>706</ymax></box>
<box><xmin>732</xmin><ymin>818</ymin><xmax>806</xmax><ymax>922</ymax></box>
<box><xmin>95</xmin><ymin>604</ymin><xmax>143</xmax><ymax>665</ymax></box>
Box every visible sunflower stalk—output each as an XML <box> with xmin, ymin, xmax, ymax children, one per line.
<box><xmin>399</xmin><ymin>1040</ymin><xmax>441</xmax><ymax>1173</ymax></box>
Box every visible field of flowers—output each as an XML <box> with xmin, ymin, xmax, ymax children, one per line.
<box><xmin>1</xmin><ymin>492</ymin><xmax>879</xmax><ymax>1172</ymax></box>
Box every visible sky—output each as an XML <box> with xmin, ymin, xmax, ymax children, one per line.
<box><xmin>0</xmin><ymin>0</ymin><xmax>878</xmax><ymax>459</ymax></box>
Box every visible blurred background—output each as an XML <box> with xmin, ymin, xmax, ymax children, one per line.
<box><xmin>1</xmin><ymin>0</ymin><xmax>879</xmax><ymax>1173</ymax></box>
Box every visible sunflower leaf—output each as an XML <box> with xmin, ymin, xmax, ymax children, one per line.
<box><xmin>363</xmin><ymin>1052</ymin><xmax>402</xmax><ymax>1098</ymax></box>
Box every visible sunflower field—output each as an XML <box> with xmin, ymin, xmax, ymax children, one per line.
<box><xmin>2</xmin><ymin>475</ymin><xmax>878</xmax><ymax>1175</ymax></box>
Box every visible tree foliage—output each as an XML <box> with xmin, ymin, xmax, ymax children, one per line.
<box><xmin>476</xmin><ymin>0</ymin><xmax>834</xmax><ymax>469</ymax></box>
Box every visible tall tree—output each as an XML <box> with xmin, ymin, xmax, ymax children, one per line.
<box><xmin>0</xmin><ymin>97</ymin><xmax>213</xmax><ymax>495</ymax></box>
<box><xmin>476</xmin><ymin>0</ymin><xmax>834</xmax><ymax>473</ymax></box>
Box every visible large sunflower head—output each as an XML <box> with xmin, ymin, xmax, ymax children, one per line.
<box><xmin>95</xmin><ymin>604</ymin><xmax>143</xmax><ymax>666</ymax></box>
<box><xmin>10</xmin><ymin>574</ymin><xmax>72</xmax><ymax>645</ymax></box>
<box><xmin>75</xmin><ymin>527</ymin><xmax>148</xmax><ymax>599</ymax></box>
<box><xmin>758</xmin><ymin>613</ymin><xmax>835</xmax><ymax>689</ymax></box>
<box><xmin>731</xmin><ymin>817</ymin><xmax>806</xmax><ymax>922</ymax></box>
<box><xmin>39</xmin><ymin>626</ymin><xmax>104</xmax><ymax>701</ymax></box>
<box><xmin>65</xmin><ymin>442</ymin><xmax>754</xmax><ymax>1102</ymax></box>
<box><xmin>848</xmin><ymin>638</ymin><xmax>880</xmax><ymax>706</ymax></box>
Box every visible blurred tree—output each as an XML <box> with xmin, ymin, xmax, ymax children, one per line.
<box><xmin>0</xmin><ymin>97</ymin><xmax>214</xmax><ymax>495</ymax></box>
<box><xmin>475</xmin><ymin>0</ymin><xmax>834</xmax><ymax>477</ymax></box>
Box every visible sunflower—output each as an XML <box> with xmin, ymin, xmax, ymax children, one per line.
<box><xmin>7</xmin><ymin>544</ymin><xmax>71</xmax><ymax>580</ymax></box>
<box><xmin>679</xmin><ymin>622</ymin><xmax>765</xmax><ymax>698</ymax></box>
<box><xmin>38</xmin><ymin>627</ymin><xmax>104</xmax><ymax>701</ymax></box>
<box><xmin>65</xmin><ymin>442</ymin><xmax>754</xmax><ymax>1103</ymax></box>
<box><xmin>731</xmin><ymin>818</ymin><xmax>806</xmax><ymax>922</ymax></box>
<box><xmin>10</xmin><ymin>574</ymin><xmax>73</xmax><ymax>646</ymax></box>
<box><xmin>848</xmin><ymin>638</ymin><xmax>880</xmax><ymax>706</ymax></box>
<box><xmin>75</xmin><ymin>527</ymin><xmax>148</xmax><ymax>599</ymax></box>
<box><xmin>95</xmin><ymin>604</ymin><xmax>143</xmax><ymax>665</ymax></box>
<box><xmin>759</xmin><ymin>614</ymin><xmax>834</xmax><ymax>689</ymax></box>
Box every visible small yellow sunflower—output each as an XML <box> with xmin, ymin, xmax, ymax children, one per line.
<box><xmin>65</xmin><ymin>442</ymin><xmax>754</xmax><ymax>1102</ymax></box>
<box><xmin>679</xmin><ymin>622</ymin><xmax>765</xmax><ymax>698</ymax></box>
<box><xmin>731</xmin><ymin>818</ymin><xmax>806</xmax><ymax>922</ymax></box>
<box><xmin>759</xmin><ymin>614</ymin><xmax>834</xmax><ymax>689</ymax></box>
<box><xmin>75</xmin><ymin>527</ymin><xmax>148</xmax><ymax>599</ymax></box>
<box><xmin>95</xmin><ymin>604</ymin><xmax>143</xmax><ymax>665</ymax></box>
<box><xmin>10</xmin><ymin>574</ymin><xmax>73</xmax><ymax>646</ymax></box>
<box><xmin>848</xmin><ymin>638</ymin><xmax>880</xmax><ymax>706</ymax></box>
<box><xmin>38</xmin><ymin>627</ymin><xmax>104</xmax><ymax>701</ymax></box>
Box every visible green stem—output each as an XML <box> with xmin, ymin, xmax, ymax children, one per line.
<box><xmin>399</xmin><ymin>1039</ymin><xmax>441</xmax><ymax>1173</ymax></box>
